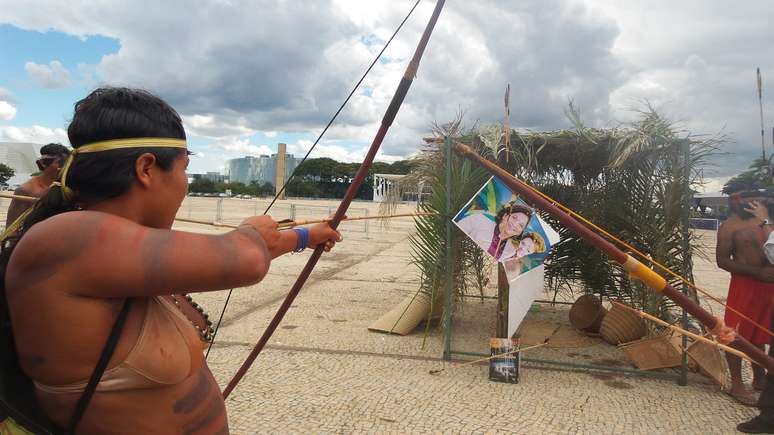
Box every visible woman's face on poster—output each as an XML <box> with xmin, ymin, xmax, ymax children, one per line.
<box><xmin>516</xmin><ymin>236</ymin><xmax>536</xmax><ymax>258</ymax></box>
<box><xmin>499</xmin><ymin>211</ymin><xmax>529</xmax><ymax>239</ymax></box>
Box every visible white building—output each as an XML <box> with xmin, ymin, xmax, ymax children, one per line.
<box><xmin>0</xmin><ymin>142</ymin><xmax>40</xmax><ymax>187</ymax></box>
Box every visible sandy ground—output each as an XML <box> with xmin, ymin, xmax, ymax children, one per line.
<box><xmin>0</xmin><ymin>195</ymin><xmax>756</xmax><ymax>434</ymax></box>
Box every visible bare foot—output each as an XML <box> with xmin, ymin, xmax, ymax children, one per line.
<box><xmin>727</xmin><ymin>387</ymin><xmax>759</xmax><ymax>406</ymax></box>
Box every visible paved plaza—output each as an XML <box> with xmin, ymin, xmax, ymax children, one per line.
<box><xmin>174</xmin><ymin>197</ymin><xmax>751</xmax><ymax>435</ymax></box>
<box><xmin>0</xmin><ymin>196</ymin><xmax>755</xmax><ymax>434</ymax></box>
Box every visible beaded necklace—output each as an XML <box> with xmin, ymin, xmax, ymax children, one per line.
<box><xmin>170</xmin><ymin>294</ymin><xmax>215</xmax><ymax>342</ymax></box>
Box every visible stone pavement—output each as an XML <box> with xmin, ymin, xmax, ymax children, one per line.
<box><xmin>172</xmin><ymin>198</ymin><xmax>754</xmax><ymax>434</ymax></box>
<box><xmin>0</xmin><ymin>196</ymin><xmax>755</xmax><ymax>433</ymax></box>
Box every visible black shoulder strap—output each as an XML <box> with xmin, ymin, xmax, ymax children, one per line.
<box><xmin>64</xmin><ymin>298</ymin><xmax>134</xmax><ymax>434</ymax></box>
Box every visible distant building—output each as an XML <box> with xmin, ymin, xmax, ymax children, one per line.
<box><xmin>227</xmin><ymin>150</ymin><xmax>298</xmax><ymax>186</ymax></box>
<box><xmin>0</xmin><ymin>142</ymin><xmax>42</xmax><ymax>187</ymax></box>
<box><xmin>190</xmin><ymin>172</ymin><xmax>227</xmax><ymax>183</ymax></box>
<box><xmin>203</xmin><ymin>172</ymin><xmax>227</xmax><ymax>183</ymax></box>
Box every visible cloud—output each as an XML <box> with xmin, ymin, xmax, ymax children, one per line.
<box><xmin>0</xmin><ymin>101</ymin><xmax>16</xmax><ymax>121</ymax></box>
<box><xmin>0</xmin><ymin>87</ymin><xmax>15</xmax><ymax>102</ymax></box>
<box><xmin>0</xmin><ymin>1</ymin><xmax>621</xmax><ymax>155</ymax></box>
<box><xmin>2</xmin><ymin>0</ymin><xmax>773</xmax><ymax>183</ymax></box>
<box><xmin>0</xmin><ymin>125</ymin><xmax>69</xmax><ymax>144</ymax></box>
<box><xmin>0</xmin><ymin>87</ymin><xmax>17</xmax><ymax>120</ymax></box>
<box><xmin>210</xmin><ymin>137</ymin><xmax>273</xmax><ymax>156</ymax></box>
<box><xmin>583</xmin><ymin>0</ymin><xmax>774</xmax><ymax>178</ymax></box>
<box><xmin>24</xmin><ymin>60</ymin><xmax>72</xmax><ymax>88</ymax></box>
<box><xmin>182</xmin><ymin>114</ymin><xmax>256</xmax><ymax>139</ymax></box>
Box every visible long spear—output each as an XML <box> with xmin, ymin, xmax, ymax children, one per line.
<box><xmin>221</xmin><ymin>0</ymin><xmax>447</xmax><ymax>399</ymax></box>
<box><xmin>452</xmin><ymin>142</ymin><xmax>774</xmax><ymax>372</ymax></box>
<box><xmin>758</xmin><ymin>67</ymin><xmax>766</xmax><ymax>161</ymax></box>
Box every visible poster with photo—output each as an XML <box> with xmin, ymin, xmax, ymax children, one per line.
<box><xmin>453</xmin><ymin>176</ymin><xmax>557</xmax><ymax>267</ymax></box>
<box><xmin>453</xmin><ymin>176</ymin><xmax>560</xmax><ymax>338</ymax></box>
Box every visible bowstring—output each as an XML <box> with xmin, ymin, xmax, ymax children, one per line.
<box><xmin>206</xmin><ymin>0</ymin><xmax>423</xmax><ymax>360</ymax></box>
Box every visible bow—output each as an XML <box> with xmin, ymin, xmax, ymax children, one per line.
<box><xmin>222</xmin><ymin>0</ymin><xmax>447</xmax><ymax>398</ymax></box>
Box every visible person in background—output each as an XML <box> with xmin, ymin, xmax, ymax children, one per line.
<box><xmin>5</xmin><ymin>143</ymin><xmax>70</xmax><ymax>227</ymax></box>
<box><xmin>0</xmin><ymin>88</ymin><xmax>342</xmax><ymax>434</ymax></box>
<box><xmin>738</xmin><ymin>198</ymin><xmax>774</xmax><ymax>433</ymax></box>
<box><xmin>716</xmin><ymin>189</ymin><xmax>774</xmax><ymax>406</ymax></box>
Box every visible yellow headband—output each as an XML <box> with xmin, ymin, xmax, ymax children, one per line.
<box><xmin>0</xmin><ymin>137</ymin><xmax>187</xmax><ymax>242</ymax></box>
<box><xmin>58</xmin><ymin>137</ymin><xmax>187</xmax><ymax>201</ymax></box>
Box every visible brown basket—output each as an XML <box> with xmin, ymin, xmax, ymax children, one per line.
<box><xmin>569</xmin><ymin>294</ymin><xmax>608</xmax><ymax>333</ymax></box>
<box><xmin>600</xmin><ymin>303</ymin><xmax>647</xmax><ymax>345</ymax></box>
<box><xmin>620</xmin><ymin>334</ymin><xmax>683</xmax><ymax>370</ymax></box>
<box><xmin>686</xmin><ymin>339</ymin><xmax>729</xmax><ymax>389</ymax></box>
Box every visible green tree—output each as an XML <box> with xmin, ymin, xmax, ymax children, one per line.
<box><xmin>189</xmin><ymin>178</ymin><xmax>217</xmax><ymax>193</ymax></box>
<box><xmin>0</xmin><ymin>163</ymin><xmax>15</xmax><ymax>186</ymax></box>
<box><xmin>254</xmin><ymin>181</ymin><xmax>275</xmax><ymax>196</ymax></box>
<box><xmin>722</xmin><ymin>157</ymin><xmax>772</xmax><ymax>194</ymax></box>
<box><xmin>387</xmin><ymin>159</ymin><xmax>415</xmax><ymax>174</ymax></box>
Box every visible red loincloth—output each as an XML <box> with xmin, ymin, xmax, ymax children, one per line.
<box><xmin>724</xmin><ymin>273</ymin><xmax>774</xmax><ymax>345</ymax></box>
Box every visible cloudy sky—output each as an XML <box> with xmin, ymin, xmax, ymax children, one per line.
<box><xmin>1</xmin><ymin>0</ymin><xmax>772</xmax><ymax>192</ymax></box>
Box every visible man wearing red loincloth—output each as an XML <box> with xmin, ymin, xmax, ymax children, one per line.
<box><xmin>717</xmin><ymin>189</ymin><xmax>774</xmax><ymax>406</ymax></box>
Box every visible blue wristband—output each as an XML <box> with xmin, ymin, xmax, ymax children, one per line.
<box><xmin>293</xmin><ymin>228</ymin><xmax>309</xmax><ymax>252</ymax></box>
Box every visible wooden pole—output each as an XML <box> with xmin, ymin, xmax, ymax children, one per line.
<box><xmin>496</xmin><ymin>263</ymin><xmax>509</xmax><ymax>338</ymax></box>
<box><xmin>758</xmin><ymin>68</ymin><xmax>766</xmax><ymax>161</ymax></box>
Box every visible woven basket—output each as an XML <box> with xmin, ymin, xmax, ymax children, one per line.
<box><xmin>569</xmin><ymin>294</ymin><xmax>608</xmax><ymax>333</ymax></box>
<box><xmin>600</xmin><ymin>303</ymin><xmax>647</xmax><ymax>345</ymax></box>
<box><xmin>620</xmin><ymin>334</ymin><xmax>683</xmax><ymax>370</ymax></box>
<box><xmin>686</xmin><ymin>339</ymin><xmax>729</xmax><ymax>389</ymax></box>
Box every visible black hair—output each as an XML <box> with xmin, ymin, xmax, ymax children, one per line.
<box><xmin>3</xmin><ymin>87</ymin><xmax>186</xmax><ymax>241</ymax></box>
<box><xmin>39</xmin><ymin>143</ymin><xmax>70</xmax><ymax>156</ymax></box>
<box><xmin>495</xmin><ymin>203</ymin><xmax>533</xmax><ymax>225</ymax></box>
<box><xmin>0</xmin><ymin>88</ymin><xmax>187</xmax><ymax>424</ymax></box>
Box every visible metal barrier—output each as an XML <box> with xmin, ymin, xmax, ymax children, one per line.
<box><xmin>0</xmin><ymin>195</ymin><xmax>371</xmax><ymax>238</ymax></box>
<box><xmin>689</xmin><ymin>217</ymin><xmax>719</xmax><ymax>231</ymax></box>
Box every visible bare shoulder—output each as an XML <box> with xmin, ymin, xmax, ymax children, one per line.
<box><xmin>13</xmin><ymin>182</ymin><xmax>34</xmax><ymax>196</ymax></box>
<box><xmin>10</xmin><ymin>211</ymin><xmax>139</xmax><ymax>271</ymax></box>
<box><xmin>718</xmin><ymin>218</ymin><xmax>741</xmax><ymax>233</ymax></box>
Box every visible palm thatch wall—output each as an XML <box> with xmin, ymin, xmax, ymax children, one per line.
<box><xmin>391</xmin><ymin>106</ymin><xmax>721</xmax><ymax>325</ymax></box>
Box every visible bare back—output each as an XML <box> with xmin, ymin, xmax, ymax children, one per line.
<box><xmin>722</xmin><ymin>216</ymin><xmax>767</xmax><ymax>268</ymax></box>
